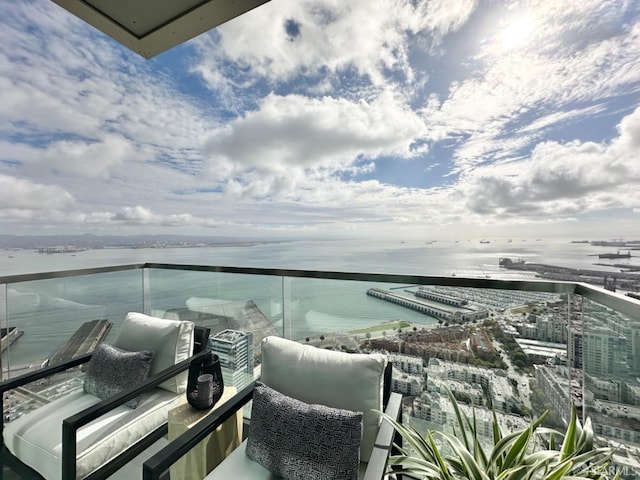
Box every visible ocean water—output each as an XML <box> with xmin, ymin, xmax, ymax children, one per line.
<box><xmin>1</xmin><ymin>237</ymin><xmax>629</xmax><ymax>277</ymax></box>
<box><xmin>0</xmin><ymin>238</ymin><xmax>634</xmax><ymax>369</ymax></box>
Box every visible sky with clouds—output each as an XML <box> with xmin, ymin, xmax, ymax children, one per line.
<box><xmin>1</xmin><ymin>0</ymin><xmax>639</xmax><ymax>241</ymax></box>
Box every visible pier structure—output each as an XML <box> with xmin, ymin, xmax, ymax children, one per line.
<box><xmin>367</xmin><ymin>288</ymin><xmax>487</xmax><ymax>323</ymax></box>
<box><xmin>498</xmin><ymin>258</ymin><xmax>640</xmax><ymax>291</ymax></box>
<box><xmin>415</xmin><ymin>288</ymin><xmax>468</xmax><ymax>307</ymax></box>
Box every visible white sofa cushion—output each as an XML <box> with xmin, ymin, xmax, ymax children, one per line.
<box><xmin>259</xmin><ymin>336</ymin><xmax>386</xmax><ymax>462</ymax></box>
<box><xmin>114</xmin><ymin>312</ymin><xmax>194</xmax><ymax>393</ymax></box>
<box><xmin>204</xmin><ymin>442</ymin><xmax>275</xmax><ymax>480</ymax></box>
<box><xmin>3</xmin><ymin>389</ymin><xmax>179</xmax><ymax>480</ymax></box>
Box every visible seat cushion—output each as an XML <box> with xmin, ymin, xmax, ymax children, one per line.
<box><xmin>204</xmin><ymin>442</ymin><xmax>368</xmax><ymax>480</ymax></box>
<box><xmin>114</xmin><ymin>312</ymin><xmax>194</xmax><ymax>393</ymax></box>
<box><xmin>259</xmin><ymin>336</ymin><xmax>386</xmax><ymax>462</ymax></box>
<box><xmin>3</xmin><ymin>388</ymin><xmax>179</xmax><ymax>480</ymax></box>
<box><xmin>204</xmin><ymin>441</ymin><xmax>279</xmax><ymax>480</ymax></box>
<box><xmin>246</xmin><ymin>382</ymin><xmax>362</xmax><ymax>480</ymax></box>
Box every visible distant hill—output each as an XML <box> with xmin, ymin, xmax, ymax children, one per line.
<box><xmin>0</xmin><ymin>234</ymin><xmax>260</xmax><ymax>249</ymax></box>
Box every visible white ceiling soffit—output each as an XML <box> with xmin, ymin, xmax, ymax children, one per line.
<box><xmin>50</xmin><ymin>0</ymin><xmax>271</xmax><ymax>59</ymax></box>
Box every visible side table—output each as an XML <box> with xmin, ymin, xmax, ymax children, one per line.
<box><xmin>168</xmin><ymin>386</ymin><xmax>242</xmax><ymax>480</ymax></box>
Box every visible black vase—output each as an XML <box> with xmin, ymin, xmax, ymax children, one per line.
<box><xmin>186</xmin><ymin>352</ymin><xmax>224</xmax><ymax>409</ymax></box>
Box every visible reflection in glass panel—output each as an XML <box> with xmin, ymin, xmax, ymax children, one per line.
<box><xmin>582</xmin><ymin>296</ymin><xmax>640</xmax><ymax>478</ymax></box>
<box><xmin>146</xmin><ymin>268</ymin><xmax>284</xmax><ymax>389</ymax></box>
<box><xmin>1</xmin><ymin>270</ymin><xmax>145</xmax><ymax>422</ymax></box>
<box><xmin>3</xmin><ymin>367</ymin><xmax>88</xmax><ymax>424</ymax></box>
<box><xmin>283</xmin><ymin>278</ymin><xmax>443</xmax><ymax>342</ymax></box>
<box><xmin>522</xmin><ymin>293</ymin><xmax>584</xmax><ymax>442</ymax></box>
<box><xmin>2</xmin><ymin>271</ymin><xmax>144</xmax><ymax>375</ymax></box>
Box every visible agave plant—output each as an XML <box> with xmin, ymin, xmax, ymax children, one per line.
<box><xmin>379</xmin><ymin>389</ymin><xmax>618</xmax><ymax>480</ymax></box>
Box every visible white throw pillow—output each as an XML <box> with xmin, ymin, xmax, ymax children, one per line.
<box><xmin>114</xmin><ymin>312</ymin><xmax>194</xmax><ymax>393</ymax></box>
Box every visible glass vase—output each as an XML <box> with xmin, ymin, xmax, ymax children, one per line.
<box><xmin>186</xmin><ymin>352</ymin><xmax>224</xmax><ymax>409</ymax></box>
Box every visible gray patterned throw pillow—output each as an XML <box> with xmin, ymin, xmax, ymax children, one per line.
<box><xmin>246</xmin><ymin>382</ymin><xmax>363</xmax><ymax>480</ymax></box>
<box><xmin>83</xmin><ymin>343</ymin><xmax>154</xmax><ymax>409</ymax></box>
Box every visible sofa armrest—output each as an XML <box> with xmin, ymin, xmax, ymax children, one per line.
<box><xmin>61</xmin><ymin>350</ymin><xmax>209</xmax><ymax>480</ymax></box>
<box><xmin>142</xmin><ymin>382</ymin><xmax>256</xmax><ymax>480</ymax></box>
<box><xmin>364</xmin><ymin>392</ymin><xmax>402</xmax><ymax>480</ymax></box>
<box><xmin>0</xmin><ymin>353</ymin><xmax>92</xmax><ymax>394</ymax></box>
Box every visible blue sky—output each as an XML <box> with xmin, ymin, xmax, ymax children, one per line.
<box><xmin>1</xmin><ymin>0</ymin><xmax>639</xmax><ymax>241</ymax></box>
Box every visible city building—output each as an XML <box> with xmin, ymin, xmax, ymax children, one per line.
<box><xmin>515</xmin><ymin>338</ymin><xmax>567</xmax><ymax>364</ymax></box>
<box><xmin>426</xmin><ymin>358</ymin><xmax>519</xmax><ymax>413</ymax></box>
<box><xmin>209</xmin><ymin>329</ymin><xmax>255</xmax><ymax>391</ymax></box>
<box><xmin>517</xmin><ymin>313</ymin><xmax>568</xmax><ymax>344</ymax></box>
<box><xmin>388</xmin><ymin>353</ymin><xmax>424</xmax><ymax>375</ymax></box>
<box><xmin>2</xmin><ymin>1</ymin><xmax>640</xmax><ymax>478</ymax></box>
<box><xmin>582</xmin><ymin>325</ymin><xmax>628</xmax><ymax>377</ymax></box>
<box><xmin>391</xmin><ymin>370</ymin><xmax>424</xmax><ymax>396</ymax></box>
<box><xmin>410</xmin><ymin>391</ymin><xmax>528</xmax><ymax>446</ymax></box>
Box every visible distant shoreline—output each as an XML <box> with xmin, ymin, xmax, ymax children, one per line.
<box><xmin>0</xmin><ymin>233</ymin><xmax>287</xmax><ymax>251</ymax></box>
<box><xmin>3</xmin><ymin>241</ymin><xmax>282</xmax><ymax>253</ymax></box>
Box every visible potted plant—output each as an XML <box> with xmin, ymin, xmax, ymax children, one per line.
<box><xmin>380</xmin><ymin>389</ymin><xmax>618</xmax><ymax>480</ymax></box>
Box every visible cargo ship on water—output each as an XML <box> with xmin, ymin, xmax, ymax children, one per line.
<box><xmin>598</xmin><ymin>250</ymin><xmax>631</xmax><ymax>259</ymax></box>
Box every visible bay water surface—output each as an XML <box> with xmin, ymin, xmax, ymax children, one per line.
<box><xmin>0</xmin><ymin>238</ymin><xmax>633</xmax><ymax>368</ymax></box>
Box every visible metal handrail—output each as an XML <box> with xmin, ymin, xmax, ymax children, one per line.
<box><xmin>0</xmin><ymin>263</ymin><xmax>146</xmax><ymax>284</ymax></box>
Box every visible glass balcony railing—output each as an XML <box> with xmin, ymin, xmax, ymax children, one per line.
<box><xmin>1</xmin><ymin>263</ymin><xmax>639</xmax><ymax>479</ymax></box>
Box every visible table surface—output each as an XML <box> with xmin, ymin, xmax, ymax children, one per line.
<box><xmin>168</xmin><ymin>386</ymin><xmax>242</xmax><ymax>480</ymax></box>
<box><xmin>169</xmin><ymin>386</ymin><xmax>238</xmax><ymax>426</ymax></box>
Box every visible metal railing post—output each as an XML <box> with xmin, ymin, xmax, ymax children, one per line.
<box><xmin>142</xmin><ymin>266</ymin><xmax>151</xmax><ymax>315</ymax></box>
<box><xmin>282</xmin><ymin>276</ymin><xmax>292</xmax><ymax>339</ymax></box>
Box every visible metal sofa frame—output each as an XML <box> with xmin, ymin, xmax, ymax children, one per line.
<box><xmin>143</xmin><ymin>361</ymin><xmax>402</xmax><ymax>480</ymax></box>
<box><xmin>0</xmin><ymin>326</ymin><xmax>211</xmax><ymax>480</ymax></box>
